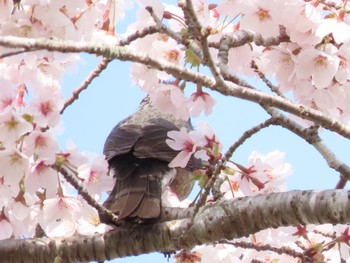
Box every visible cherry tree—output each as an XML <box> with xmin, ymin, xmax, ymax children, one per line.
<box><xmin>0</xmin><ymin>0</ymin><xmax>350</xmax><ymax>262</ymax></box>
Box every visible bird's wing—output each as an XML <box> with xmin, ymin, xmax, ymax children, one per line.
<box><xmin>103</xmin><ymin>124</ymin><xmax>142</xmax><ymax>161</ymax></box>
<box><xmin>133</xmin><ymin>123</ymin><xmax>179</xmax><ymax>162</ymax></box>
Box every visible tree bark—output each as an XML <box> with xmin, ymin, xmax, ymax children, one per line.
<box><xmin>1</xmin><ymin>189</ymin><xmax>349</xmax><ymax>263</ymax></box>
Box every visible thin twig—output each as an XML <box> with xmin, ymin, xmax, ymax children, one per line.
<box><xmin>60</xmin><ymin>58</ymin><xmax>112</xmax><ymax>114</ymax></box>
<box><xmin>52</xmin><ymin>163</ymin><xmax>120</xmax><ymax>225</ymax></box>
<box><xmin>0</xmin><ymin>48</ymin><xmax>33</xmax><ymax>59</ymax></box>
<box><xmin>218</xmin><ymin>240</ymin><xmax>312</xmax><ymax>262</ymax></box>
<box><xmin>335</xmin><ymin>175</ymin><xmax>348</xmax><ymax>189</ymax></box>
<box><xmin>251</xmin><ymin>60</ymin><xmax>287</xmax><ymax>98</ymax></box>
<box><xmin>118</xmin><ymin>25</ymin><xmax>159</xmax><ymax>46</ymax></box>
<box><xmin>212</xmin><ymin>118</ymin><xmax>277</xmax><ymax>199</ymax></box>
<box><xmin>225</xmin><ymin>118</ymin><xmax>276</xmax><ymax>162</ymax></box>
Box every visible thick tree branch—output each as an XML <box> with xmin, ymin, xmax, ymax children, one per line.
<box><xmin>1</xmin><ymin>190</ymin><xmax>349</xmax><ymax>263</ymax></box>
<box><xmin>0</xmin><ymin>36</ymin><xmax>348</xmax><ymax>139</ymax></box>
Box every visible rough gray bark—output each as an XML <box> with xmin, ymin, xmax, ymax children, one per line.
<box><xmin>1</xmin><ymin>189</ymin><xmax>349</xmax><ymax>263</ymax></box>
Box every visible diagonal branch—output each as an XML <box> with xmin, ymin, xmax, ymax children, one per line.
<box><xmin>265</xmin><ymin>107</ymin><xmax>350</xmax><ymax>181</ymax></box>
<box><xmin>60</xmin><ymin>58</ymin><xmax>112</xmax><ymax>114</ymax></box>
<box><xmin>52</xmin><ymin>163</ymin><xmax>119</xmax><ymax>225</ymax></box>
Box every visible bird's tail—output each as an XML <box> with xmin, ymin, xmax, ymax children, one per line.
<box><xmin>101</xmin><ymin>159</ymin><xmax>169</xmax><ymax>223</ymax></box>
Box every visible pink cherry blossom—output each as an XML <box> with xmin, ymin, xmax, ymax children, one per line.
<box><xmin>0</xmin><ymin>82</ymin><xmax>16</xmax><ymax>111</ymax></box>
<box><xmin>57</xmin><ymin>141</ymin><xmax>89</xmax><ymax>168</ymax></box>
<box><xmin>0</xmin><ymin>149</ymin><xmax>29</xmax><ymax>189</ymax></box>
<box><xmin>186</xmin><ymin>91</ymin><xmax>216</xmax><ymax>117</ymax></box>
<box><xmin>149</xmin><ymin>84</ymin><xmax>189</xmax><ymax>120</ymax></box>
<box><xmin>24</xmin><ymin>130</ymin><xmax>59</xmax><ymax>164</ymax></box>
<box><xmin>151</xmin><ymin>38</ymin><xmax>184</xmax><ymax>65</ymax></box>
<box><xmin>27</xmin><ymin>86</ymin><xmax>63</xmax><ymax>128</ymax></box>
<box><xmin>222</xmin><ymin>150</ymin><xmax>291</xmax><ymax>197</ymax></box>
<box><xmin>239</xmin><ymin>0</ymin><xmax>280</xmax><ymax>38</ymax></box>
<box><xmin>166</xmin><ymin>127</ymin><xmax>205</xmax><ymax>168</ymax></box>
<box><xmin>227</xmin><ymin>44</ymin><xmax>256</xmax><ymax>76</ymax></box>
<box><xmin>0</xmin><ymin>108</ymin><xmax>33</xmax><ymax>148</ymax></box>
<box><xmin>130</xmin><ymin>63</ymin><xmax>160</xmax><ymax>92</ymax></box>
<box><xmin>77</xmin><ymin>155</ymin><xmax>114</xmax><ymax>201</ymax></box>
<box><xmin>25</xmin><ymin>160</ymin><xmax>59</xmax><ymax>198</ymax></box>
<box><xmin>296</xmin><ymin>45</ymin><xmax>340</xmax><ymax>89</ymax></box>
<box><xmin>196</xmin><ymin>243</ymin><xmax>242</xmax><ymax>263</ymax></box>
<box><xmin>257</xmin><ymin>43</ymin><xmax>298</xmax><ymax>90</ymax></box>
<box><xmin>247</xmin><ymin>150</ymin><xmax>292</xmax><ymax>193</ymax></box>
<box><xmin>316</xmin><ymin>19</ymin><xmax>350</xmax><ymax>45</ymax></box>
<box><xmin>38</xmin><ymin>196</ymin><xmax>82</xmax><ymax>237</ymax></box>
<box><xmin>195</xmin><ymin>121</ymin><xmax>222</xmax><ymax>162</ymax></box>
<box><xmin>77</xmin><ymin>203</ymin><xmax>113</xmax><ymax>235</ymax></box>
<box><xmin>161</xmin><ymin>185</ymin><xmax>191</xmax><ymax>208</ymax></box>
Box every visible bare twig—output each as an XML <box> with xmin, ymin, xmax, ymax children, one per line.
<box><xmin>251</xmin><ymin>60</ymin><xmax>287</xmax><ymax>98</ymax></box>
<box><xmin>218</xmin><ymin>240</ymin><xmax>312</xmax><ymax>262</ymax></box>
<box><xmin>60</xmin><ymin>58</ymin><xmax>112</xmax><ymax>114</ymax></box>
<box><xmin>52</xmin><ymin>163</ymin><xmax>120</xmax><ymax>225</ymax></box>
<box><xmin>212</xmin><ymin>118</ymin><xmax>277</xmax><ymax>199</ymax></box>
<box><xmin>225</xmin><ymin>118</ymin><xmax>276</xmax><ymax>162</ymax></box>
<box><xmin>118</xmin><ymin>25</ymin><xmax>159</xmax><ymax>46</ymax></box>
<box><xmin>0</xmin><ymin>48</ymin><xmax>35</xmax><ymax>59</ymax></box>
<box><xmin>335</xmin><ymin>175</ymin><xmax>348</xmax><ymax>189</ymax></box>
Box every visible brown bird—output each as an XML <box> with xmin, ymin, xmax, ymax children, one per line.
<box><xmin>100</xmin><ymin>97</ymin><xmax>200</xmax><ymax>224</ymax></box>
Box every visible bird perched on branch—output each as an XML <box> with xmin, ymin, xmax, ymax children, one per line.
<box><xmin>100</xmin><ymin>97</ymin><xmax>200</xmax><ymax>224</ymax></box>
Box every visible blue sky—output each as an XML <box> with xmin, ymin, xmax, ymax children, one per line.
<box><xmin>57</xmin><ymin>2</ymin><xmax>350</xmax><ymax>262</ymax></box>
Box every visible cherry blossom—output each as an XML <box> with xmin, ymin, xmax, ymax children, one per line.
<box><xmin>27</xmin><ymin>87</ymin><xmax>64</xmax><ymax>128</ymax></box>
<box><xmin>316</xmin><ymin>19</ymin><xmax>350</xmax><ymax>45</ymax></box>
<box><xmin>295</xmin><ymin>45</ymin><xmax>340</xmax><ymax>89</ymax></box>
<box><xmin>0</xmin><ymin>108</ymin><xmax>32</xmax><ymax>148</ymax></box>
<box><xmin>196</xmin><ymin>243</ymin><xmax>242</xmax><ymax>263</ymax></box>
<box><xmin>24</xmin><ymin>160</ymin><xmax>59</xmax><ymax>198</ymax></box>
<box><xmin>166</xmin><ymin>127</ymin><xmax>203</xmax><ymax>168</ymax></box>
<box><xmin>222</xmin><ymin>150</ymin><xmax>291</xmax><ymax>197</ymax></box>
<box><xmin>23</xmin><ymin>130</ymin><xmax>59</xmax><ymax>164</ymax></box>
<box><xmin>77</xmin><ymin>203</ymin><xmax>113</xmax><ymax>236</ymax></box>
<box><xmin>0</xmin><ymin>82</ymin><xmax>16</xmax><ymax>111</ymax></box>
<box><xmin>186</xmin><ymin>90</ymin><xmax>216</xmax><ymax>117</ymax></box>
<box><xmin>149</xmin><ymin>83</ymin><xmax>190</xmax><ymax>120</ymax></box>
<box><xmin>77</xmin><ymin>155</ymin><xmax>114</xmax><ymax>201</ymax></box>
<box><xmin>0</xmin><ymin>149</ymin><xmax>29</xmax><ymax>189</ymax></box>
<box><xmin>38</xmin><ymin>195</ymin><xmax>82</xmax><ymax>238</ymax></box>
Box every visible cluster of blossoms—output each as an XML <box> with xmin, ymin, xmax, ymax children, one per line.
<box><xmin>196</xmin><ymin>224</ymin><xmax>350</xmax><ymax>262</ymax></box>
<box><xmin>0</xmin><ymin>0</ymin><xmax>129</xmax><ymax>238</ymax></box>
<box><xmin>128</xmin><ymin>0</ymin><xmax>350</xmax><ymax>124</ymax></box>
<box><xmin>220</xmin><ymin>150</ymin><xmax>292</xmax><ymax>197</ymax></box>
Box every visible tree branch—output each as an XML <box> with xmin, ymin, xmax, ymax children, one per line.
<box><xmin>0</xmin><ymin>36</ymin><xmax>349</xmax><ymax>139</ymax></box>
<box><xmin>60</xmin><ymin>58</ymin><xmax>112</xmax><ymax>114</ymax></box>
<box><xmin>1</xmin><ymin>190</ymin><xmax>349</xmax><ymax>263</ymax></box>
<box><xmin>265</xmin><ymin>107</ymin><xmax>350</xmax><ymax>181</ymax></box>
